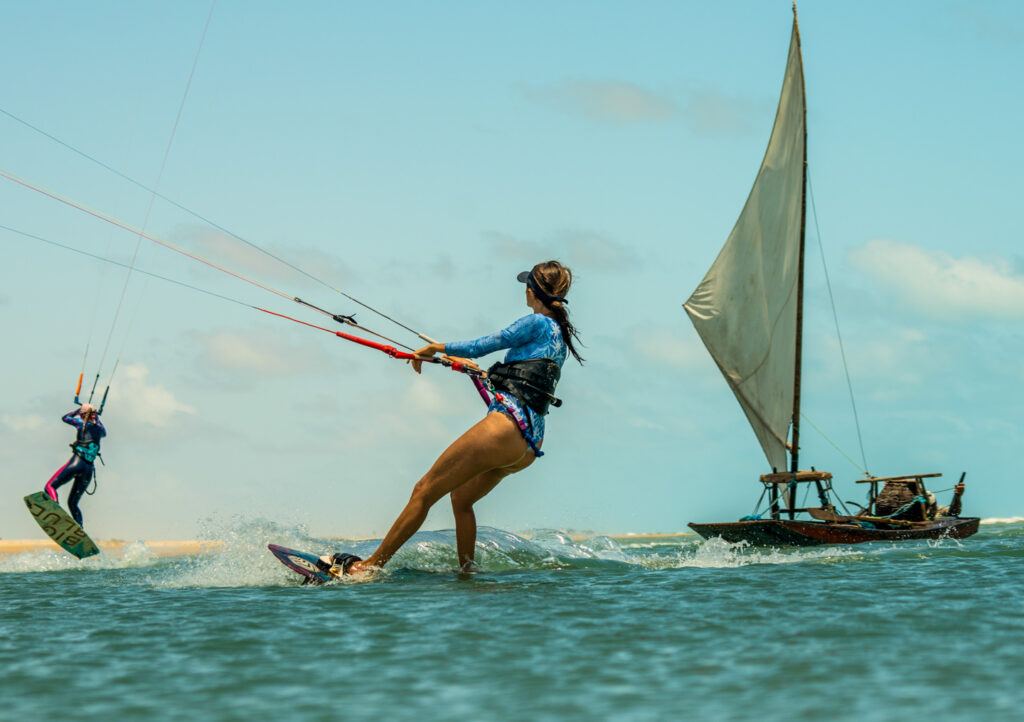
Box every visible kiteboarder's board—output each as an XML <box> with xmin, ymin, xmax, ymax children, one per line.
<box><xmin>268</xmin><ymin>544</ymin><xmax>335</xmax><ymax>585</ymax></box>
<box><xmin>23</xmin><ymin>491</ymin><xmax>99</xmax><ymax>559</ymax></box>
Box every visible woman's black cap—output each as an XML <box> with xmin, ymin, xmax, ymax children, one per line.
<box><xmin>517</xmin><ymin>270</ymin><xmax>567</xmax><ymax>306</ymax></box>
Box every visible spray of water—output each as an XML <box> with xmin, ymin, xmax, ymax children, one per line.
<box><xmin>6</xmin><ymin>515</ymin><xmax>979</xmax><ymax>584</ymax></box>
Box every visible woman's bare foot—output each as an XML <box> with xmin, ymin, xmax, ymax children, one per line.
<box><xmin>317</xmin><ymin>553</ymin><xmax>363</xmax><ymax>578</ymax></box>
<box><xmin>346</xmin><ymin>559</ymin><xmax>374</xmax><ymax>576</ymax></box>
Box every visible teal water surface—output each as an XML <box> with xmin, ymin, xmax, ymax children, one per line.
<box><xmin>1</xmin><ymin>520</ymin><xmax>1022</xmax><ymax>722</ymax></box>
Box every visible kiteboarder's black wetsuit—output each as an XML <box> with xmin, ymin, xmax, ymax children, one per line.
<box><xmin>44</xmin><ymin>410</ymin><xmax>106</xmax><ymax>527</ymax></box>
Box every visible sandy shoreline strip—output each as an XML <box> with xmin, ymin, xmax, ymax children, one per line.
<box><xmin>0</xmin><ymin>539</ymin><xmax>222</xmax><ymax>557</ymax></box>
<box><xmin>0</xmin><ymin>532</ymin><xmax>691</xmax><ymax>557</ymax></box>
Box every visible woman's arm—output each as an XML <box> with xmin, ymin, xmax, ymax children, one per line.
<box><xmin>408</xmin><ymin>316</ymin><xmax>546</xmax><ymax>374</ymax></box>
<box><xmin>409</xmin><ymin>342</ymin><xmax>445</xmax><ymax>374</ymax></box>
<box><xmin>62</xmin><ymin>410</ymin><xmax>83</xmax><ymax>429</ymax></box>
<box><xmin>408</xmin><ymin>342</ymin><xmax>483</xmax><ymax>374</ymax></box>
<box><xmin>445</xmin><ymin>315</ymin><xmax>545</xmax><ymax>359</ymax></box>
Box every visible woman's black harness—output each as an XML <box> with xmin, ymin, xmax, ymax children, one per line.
<box><xmin>486</xmin><ymin>359</ymin><xmax>562</xmax><ymax>416</ymax></box>
<box><xmin>70</xmin><ymin>423</ymin><xmax>104</xmax><ymax>495</ymax></box>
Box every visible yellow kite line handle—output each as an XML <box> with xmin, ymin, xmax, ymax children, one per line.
<box><xmin>74</xmin><ymin>372</ymin><xmax>83</xmax><ymax>405</ymax></box>
<box><xmin>0</xmin><ymin>166</ymin><xmax>295</xmax><ymax>302</ymax></box>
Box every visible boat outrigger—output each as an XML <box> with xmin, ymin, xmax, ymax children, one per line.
<box><xmin>682</xmin><ymin>7</ymin><xmax>979</xmax><ymax>547</ymax></box>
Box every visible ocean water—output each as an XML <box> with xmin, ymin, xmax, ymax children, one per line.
<box><xmin>1</xmin><ymin>519</ymin><xmax>1022</xmax><ymax>722</ymax></box>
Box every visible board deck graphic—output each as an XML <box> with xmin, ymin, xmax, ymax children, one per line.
<box><xmin>268</xmin><ymin>544</ymin><xmax>334</xmax><ymax>585</ymax></box>
<box><xmin>23</xmin><ymin>491</ymin><xmax>100</xmax><ymax>559</ymax></box>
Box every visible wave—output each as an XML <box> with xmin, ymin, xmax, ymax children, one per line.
<box><xmin>151</xmin><ymin>523</ymin><xmax>649</xmax><ymax>589</ymax></box>
<box><xmin>5</xmin><ymin>515</ymin><xmax>1019</xmax><ymax>584</ymax></box>
<box><xmin>0</xmin><ymin>540</ymin><xmax>159</xmax><ymax>574</ymax></box>
<box><xmin>148</xmin><ymin>520</ymin><xmax>891</xmax><ymax>587</ymax></box>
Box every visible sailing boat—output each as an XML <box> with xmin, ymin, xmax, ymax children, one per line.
<box><xmin>683</xmin><ymin>7</ymin><xmax>979</xmax><ymax>546</ymax></box>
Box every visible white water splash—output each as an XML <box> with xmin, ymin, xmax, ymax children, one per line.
<box><xmin>145</xmin><ymin>522</ymin><xmax>657</xmax><ymax>587</ymax></box>
<box><xmin>9</xmin><ymin>516</ymin><xmax>985</xmax><ymax>584</ymax></box>
<box><xmin>0</xmin><ymin>540</ymin><xmax>157</xmax><ymax>574</ymax></box>
<box><xmin>664</xmin><ymin>535</ymin><xmax>866</xmax><ymax>569</ymax></box>
<box><xmin>152</xmin><ymin>515</ymin><xmax>328</xmax><ymax>588</ymax></box>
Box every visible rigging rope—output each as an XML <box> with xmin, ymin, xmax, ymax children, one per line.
<box><xmin>0</xmin><ymin>166</ymin><xmax>417</xmax><ymax>352</ymax></box>
<box><xmin>0</xmin><ymin>37</ymin><xmax>494</xmax><ymax>391</ymax></box>
<box><xmin>35</xmin><ymin>1</ymin><xmax>221</xmax><ymax>410</ymax></box>
<box><xmin>93</xmin><ymin>0</ymin><xmax>219</xmax><ymax>399</ymax></box>
<box><xmin>799</xmin><ymin>412</ymin><xmax>868</xmax><ymax>475</ymax></box>
<box><xmin>1</xmin><ymin>223</ymin><xmax>480</xmax><ymax>381</ymax></box>
<box><xmin>0</xmin><ymin>224</ymin><xmax>252</xmax><ymax>309</ymax></box>
<box><xmin>253</xmin><ymin>308</ymin><xmax>479</xmax><ymax>375</ymax></box>
<box><xmin>807</xmin><ymin>170</ymin><xmax>869</xmax><ymax>474</ymax></box>
<box><xmin>0</xmin><ymin>108</ymin><xmax>431</xmax><ymax>343</ymax></box>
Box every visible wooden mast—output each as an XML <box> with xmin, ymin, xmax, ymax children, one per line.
<box><xmin>788</xmin><ymin>2</ymin><xmax>808</xmax><ymax>518</ymax></box>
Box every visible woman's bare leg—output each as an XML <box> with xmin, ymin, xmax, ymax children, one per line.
<box><xmin>452</xmin><ymin>450</ymin><xmax>536</xmax><ymax>570</ymax></box>
<box><xmin>351</xmin><ymin>412</ymin><xmax>528</xmax><ymax>572</ymax></box>
<box><xmin>452</xmin><ymin>471</ymin><xmax>505</xmax><ymax>571</ymax></box>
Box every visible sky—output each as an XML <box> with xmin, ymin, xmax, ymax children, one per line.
<box><xmin>1</xmin><ymin>0</ymin><xmax>1022</xmax><ymax>541</ymax></box>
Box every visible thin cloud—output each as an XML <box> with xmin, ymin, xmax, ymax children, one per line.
<box><xmin>376</xmin><ymin>253</ymin><xmax>456</xmax><ymax>284</ymax></box>
<box><xmin>283</xmin><ymin>245</ymin><xmax>356</xmax><ymax>286</ymax></box>
<box><xmin>1</xmin><ymin>414</ymin><xmax>46</xmax><ymax>432</ymax></box>
<box><xmin>405</xmin><ymin>375</ymin><xmax>476</xmax><ymax>418</ymax></box>
<box><xmin>181</xmin><ymin>226</ymin><xmax>353</xmax><ymax>291</ymax></box>
<box><xmin>485</xmin><ymin>229</ymin><xmax>638</xmax><ymax>271</ymax></box>
<box><xmin>561</xmin><ymin>230</ymin><xmax>639</xmax><ymax>270</ymax></box>
<box><xmin>521</xmin><ymin>80</ymin><xmax>678</xmax><ymax>124</ymax></box>
<box><xmin>849</xmin><ymin>239</ymin><xmax>1024</xmax><ymax>320</ymax></box>
<box><xmin>629</xmin><ymin>326</ymin><xmax>711</xmax><ymax>371</ymax></box>
<box><xmin>810</xmin><ymin>326</ymin><xmax>929</xmax><ymax>390</ymax></box>
<box><xmin>199</xmin><ymin>331</ymin><xmax>291</xmax><ymax>373</ymax></box>
<box><xmin>952</xmin><ymin>2</ymin><xmax>1024</xmax><ymax>49</ymax></box>
<box><xmin>486</xmin><ymin>231</ymin><xmax>545</xmax><ymax>260</ymax></box>
<box><xmin>573</xmin><ymin>387</ymin><xmax>668</xmax><ymax>433</ymax></box>
<box><xmin>191</xmin><ymin>328</ymin><xmax>334</xmax><ymax>376</ymax></box>
<box><xmin>521</xmin><ymin>79</ymin><xmax>760</xmax><ymax>137</ymax></box>
<box><xmin>682</xmin><ymin>89</ymin><xmax>762</xmax><ymax>136</ymax></box>
<box><xmin>114</xmin><ymin>363</ymin><xmax>196</xmax><ymax>428</ymax></box>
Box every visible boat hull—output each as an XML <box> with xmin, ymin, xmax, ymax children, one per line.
<box><xmin>688</xmin><ymin>516</ymin><xmax>980</xmax><ymax>547</ymax></box>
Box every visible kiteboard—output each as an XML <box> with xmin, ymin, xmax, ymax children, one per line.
<box><xmin>23</xmin><ymin>491</ymin><xmax>99</xmax><ymax>559</ymax></box>
<box><xmin>268</xmin><ymin>544</ymin><xmax>335</xmax><ymax>585</ymax></box>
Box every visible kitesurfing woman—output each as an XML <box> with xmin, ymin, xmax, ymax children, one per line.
<box><xmin>324</xmin><ymin>261</ymin><xmax>583</xmax><ymax>576</ymax></box>
<box><xmin>44</xmin><ymin>403</ymin><xmax>106</xmax><ymax>528</ymax></box>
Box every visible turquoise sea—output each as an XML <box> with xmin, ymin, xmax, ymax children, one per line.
<box><xmin>2</xmin><ymin>519</ymin><xmax>1022</xmax><ymax>722</ymax></box>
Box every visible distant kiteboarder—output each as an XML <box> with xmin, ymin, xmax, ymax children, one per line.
<box><xmin>316</xmin><ymin>261</ymin><xmax>584</xmax><ymax>578</ymax></box>
<box><xmin>44</xmin><ymin>403</ymin><xmax>106</xmax><ymax>528</ymax></box>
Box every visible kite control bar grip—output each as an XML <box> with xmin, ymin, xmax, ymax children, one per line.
<box><xmin>440</xmin><ymin>358</ymin><xmax>484</xmax><ymax>377</ymax></box>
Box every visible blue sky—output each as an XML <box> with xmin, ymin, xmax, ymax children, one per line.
<box><xmin>2</xmin><ymin>1</ymin><xmax>1022</xmax><ymax>540</ymax></box>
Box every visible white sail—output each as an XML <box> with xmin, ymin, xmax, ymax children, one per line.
<box><xmin>683</xmin><ymin>20</ymin><xmax>805</xmax><ymax>473</ymax></box>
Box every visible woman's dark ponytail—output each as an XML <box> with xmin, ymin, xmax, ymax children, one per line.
<box><xmin>533</xmin><ymin>261</ymin><xmax>584</xmax><ymax>365</ymax></box>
